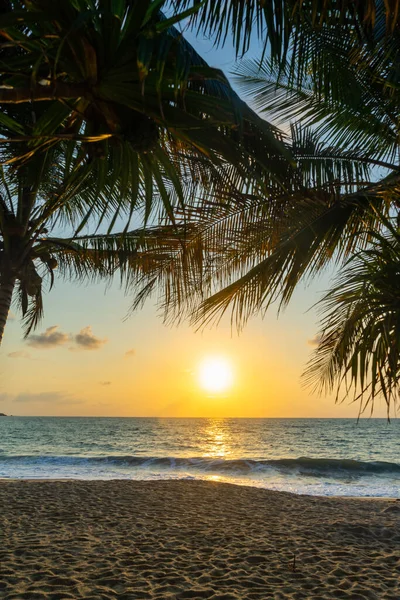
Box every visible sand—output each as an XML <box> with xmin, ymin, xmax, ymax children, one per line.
<box><xmin>1</xmin><ymin>480</ymin><xmax>399</xmax><ymax>600</ymax></box>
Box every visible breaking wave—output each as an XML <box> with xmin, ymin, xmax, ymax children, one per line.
<box><xmin>2</xmin><ymin>454</ymin><xmax>400</xmax><ymax>479</ymax></box>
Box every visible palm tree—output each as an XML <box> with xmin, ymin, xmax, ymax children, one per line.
<box><xmin>219</xmin><ymin>3</ymin><xmax>400</xmax><ymax>412</ymax></box>
<box><xmin>0</xmin><ymin>0</ymin><xmax>289</xmax><ymax>343</ymax></box>
<box><xmin>2</xmin><ymin>1</ymin><xmax>399</xmax><ymax>412</ymax></box>
<box><xmin>123</xmin><ymin>1</ymin><xmax>400</xmax><ymax>412</ymax></box>
<box><xmin>0</xmin><ymin>147</ymin><xmax>182</xmax><ymax>341</ymax></box>
<box><xmin>196</xmin><ymin>0</ymin><xmax>400</xmax><ymax>315</ymax></box>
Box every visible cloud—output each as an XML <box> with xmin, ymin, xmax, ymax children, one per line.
<box><xmin>0</xmin><ymin>393</ymin><xmax>12</xmax><ymax>402</ymax></box>
<box><xmin>124</xmin><ymin>348</ymin><xmax>136</xmax><ymax>358</ymax></box>
<box><xmin>99</xmin><ymin>381</ymin><xmax>111</xmax><ymax>386</ymax></box>
<box><xmin>13</xmin><ymin>391</ymin><xmax>82</xmax><ymax>405</ymax></box>
<box><xmin>74</xmin><ymin>326</ymin><xmax>107</xmax><ymax>350</ymax></box>
<box><xmin>7</xmin><ymin>351</ymin><xmax>31</xmax><ymax>359</ymax></box>
<box><xmin>27</xmin><ymin>325</ymin><xmax>70</xmax><ymax>349</ymax></box>
<box><xmin>307</xmin><ymin>335</ymin><xmax>322</xmax><ymax>347</ymax></box>
<box><xmin>25</xmin><ymin>325</ymin><xmax>106</xmax><ymax>352</ymax></box>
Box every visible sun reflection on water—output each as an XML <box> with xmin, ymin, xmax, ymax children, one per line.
<box><xmin>202</xmin><ymin>420</ymin><xmax>233</xmax><ymax>459</ymax></box>
<box><xmin>204</xmin><ymin>474</ymin><xmax>224</xmax><ymax>482</ymax></box>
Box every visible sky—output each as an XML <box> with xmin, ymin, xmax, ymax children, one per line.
<box><xmin>0</xmin><ymin>27</ymin><xmax>393</xmax><ymax>419</ymax></box>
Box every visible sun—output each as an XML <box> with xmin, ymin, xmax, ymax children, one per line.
<box><xmin>198</xmin><ymin>356</ymin><xmax>233</xmax><ymax>393</ymax></box>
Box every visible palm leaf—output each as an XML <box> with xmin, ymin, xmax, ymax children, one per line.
<box><xmin>178</xmin><ymin>0</ymin><xmax>397</xmax><ymax>60</ymax></box>
<box><xmin>303</xmin><ymin>215</ymin><xmax>400</xmax><ymax>416</ymax></box>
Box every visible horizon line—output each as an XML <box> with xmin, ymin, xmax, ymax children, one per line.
<box><xmin>2</xmin><ymin>415</ymin><xmax>396</xmax><ymax>419</ymax></box>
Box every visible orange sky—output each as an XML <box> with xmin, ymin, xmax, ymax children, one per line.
<box><xmin>1</xmin><ymin>273</ymin><xmax>392</xmax><ymax>418</ymax></box>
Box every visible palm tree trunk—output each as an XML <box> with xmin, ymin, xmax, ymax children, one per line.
<box><xmin>0</xmin><ymin>275</ymin><xmax>16</xmax><ymax>345</ymax></box>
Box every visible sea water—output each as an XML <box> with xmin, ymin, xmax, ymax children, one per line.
<box><xmin>0</xmin><ymin>417</ymin><xmax>399</xmax><ymax>497</ymax></box>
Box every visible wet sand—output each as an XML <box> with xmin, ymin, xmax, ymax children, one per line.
<box><xmin>1</xmin><ymin>480</ymin><xmax>399</xmax><ymax>599</ymax></box>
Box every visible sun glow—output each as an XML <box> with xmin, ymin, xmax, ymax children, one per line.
<box><xmin>198</xmin><ymin>356</ymin><xmax>234</xmax><ymax>393</ymax></box>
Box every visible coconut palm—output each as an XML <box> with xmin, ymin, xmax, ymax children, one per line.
<box><xmin>123</xmin><ymin>0</ymin><xmax>400</xmax><ymax>412</ymax></box>
<box><xmin>212</xmin><ymin>3</ymin><xmax>400</xmax><ymax>413</ymax></box>
<box><xmin>123</xmin><ymin>123</ymin><xmax>385</xmax><ymax>323</ymax></box>
<box><xmin>0</xmin><ymin>0</ymin><xmax>290</xmax><ymax>343</ymax></box>
<box><xmin>195</xmin><ymin>0</ymin><xmax>400</xmax><ymax>320</ymax></box>
<box><xmin>0</xmin><ymin>147</ymin><xmax>184</xmax><ymax>342</ymax></box>
<box><xmin>2</xmin><ymin>1</ymin><xmax>399</xmax><ymax>411</ymax></box>
<box><xmin>0</xmin><ymin>1</ymin><xmax>286</xmax><ymax>164</ymax></box>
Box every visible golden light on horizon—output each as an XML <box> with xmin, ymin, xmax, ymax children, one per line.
<box><xmin>198</xmin><ymin>356</ymin><xmax>234</xmax><ymax>394</ymax></box>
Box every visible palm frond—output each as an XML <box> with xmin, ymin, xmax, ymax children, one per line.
<box><xmin>192</xmin><ymin>187</ymin><xmax>395</xmax><ymax>330</ymax></box>
<box><xmin>303</xmin><ymin>215</ymin><xmax>400</xmax><ymax>415</ymax></box>
<box><xmin>15</xmin><ymin>277</ymin><xmax>44</xmax><ymax>338</ymax></box>
<box><xmin>0</xmin><ymin>1</ymin><xmax>289</xmax><ymax>184</ymax></box>
<box><xmin>178</xmin><ymin>0</ymin><xmax>398</xmax><ymax>60</ymax></box>
<box><xmin>234</xmin><ymin>52</ymin><xmax>400</xmax><ymax>166</ymax></box>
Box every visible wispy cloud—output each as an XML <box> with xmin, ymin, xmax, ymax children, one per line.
<box><xmin>7</xmin><ymin>351</ymin><xmax>31</xmax><ymax>359</ymax></box>
<box><xmin>74</xmin><ymin>326</ymin><xmax>107</xmax><ymax>351</ymax></box>
<box><xmin>27</xmin><ymin>325</ymin><xmax>69</xmax><ymax>349</ymax></box>
<box><xmin>13</xmin><ymin>391</ymin><xmax>83</xmax><ymax>405</ymax></box>
<box><xmin>0</xmin><ymin>393</ymin><xmax>12</xmax><ymax>402</ymax></box>
<box><xmin>99</xmin><ymin>381</ymin><xmax>111</xmax><ymax>386</ymax></box>
<box><xmin>125</xmin><ymin>348</ymin><xmax>136</xmax><ymax>358</ymax></box>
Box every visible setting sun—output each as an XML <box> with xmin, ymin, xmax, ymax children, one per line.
<box><xmin>198</xmin><ymin>357</ymin><xmax>234</xmax><ymax>393</ymax></box>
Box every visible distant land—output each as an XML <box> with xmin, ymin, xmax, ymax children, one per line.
<box><xmin>0</xmin><ymin>413</ymin><xmax>7</xmax><ymax>417</ymax></box>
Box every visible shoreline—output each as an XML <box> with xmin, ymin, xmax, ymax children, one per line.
<box><xmin>2</xmin><ymin>479</ymin><xmax>400</xmax><ymax>599</ymax></box>
<box><xmin>1</xmin><ymin>476</ymin><xmax>399</xmax><ymax>500</ymax></box>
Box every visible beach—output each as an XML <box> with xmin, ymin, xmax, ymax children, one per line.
<box><xmin>1</xmin><ymin>480</ymin><xmax>399</xmax><ymax>599</ymax></box>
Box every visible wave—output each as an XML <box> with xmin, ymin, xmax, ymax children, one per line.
<box><xmin>1</xmin><ymin>455</ymin><xmax>400</xmax><ymax>479</ymax></box>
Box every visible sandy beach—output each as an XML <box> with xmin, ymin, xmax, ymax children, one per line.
<box><xmin>1</xmin><ymin>480</ymin><xmax>399</xmax><ymax>599</ymax></box>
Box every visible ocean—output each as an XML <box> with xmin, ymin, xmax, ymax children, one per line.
<box><xmin>0</xmin><ymin>417</ymin><xmax>399</xmax><ymax>497</ymax></box>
